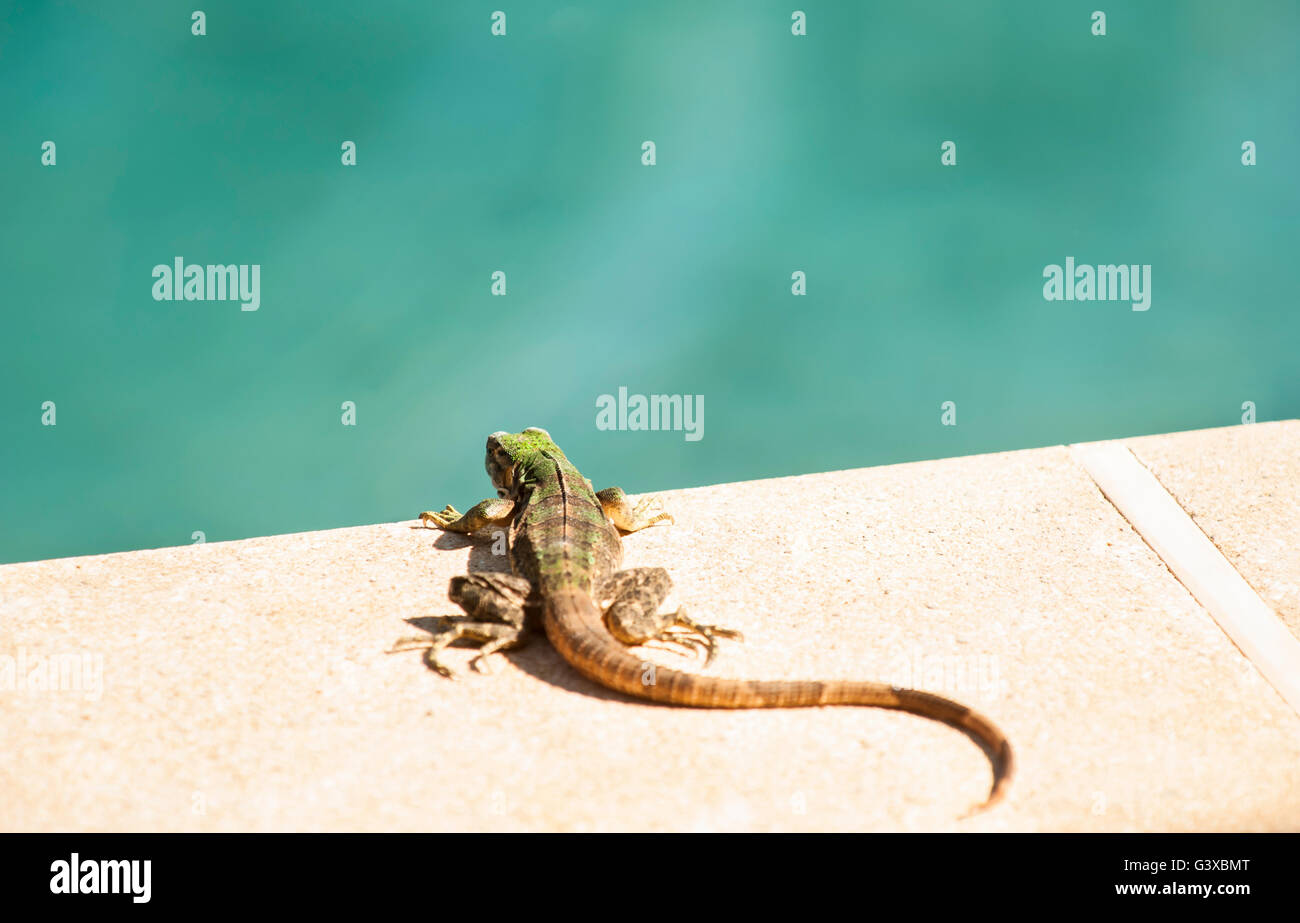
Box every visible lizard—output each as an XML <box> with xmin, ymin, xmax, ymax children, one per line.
<box><xmin>390</xmin><ymin>426</ymin><xmax>1014</xmax><ymax>813</ymax></box>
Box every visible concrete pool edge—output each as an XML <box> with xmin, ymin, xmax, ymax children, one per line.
<box><xmin>2</xmin><ymin>420</ymin><xmax>1298</xmax><ymax>831</ymax></box>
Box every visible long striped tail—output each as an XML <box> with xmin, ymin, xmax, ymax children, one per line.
<box><xmin>543</xmin><ymin>589</ymin><xmax>1014</xmax><ymax>813</ymax></box>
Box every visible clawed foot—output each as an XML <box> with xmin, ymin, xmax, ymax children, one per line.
<box><xmin>388</xmin><ymin>634</ymin><xmax>458</xmax><ymax>678</ymax></box>
<box><xmin>419</xmin><ymin>505</ymin><xmax>462</xmax><ymax>530</ymax></box>
<box><xmin>653</xmin><ymin>608</ymin><xmax>744</xmax><ymax>667</ymax></box>
<box><xmin>630</xmin><ymin>496</ymin><xmax>674</xmax><ymax>529</ymax></box>
<box><xmin>389</xmin><ymin>613</ymin><xmax>523</xmax><ymax>679</ymax></box>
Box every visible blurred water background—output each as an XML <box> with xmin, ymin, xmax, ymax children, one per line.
<box><xmin>1</xmin><ymin>1</ymin><xmax>1296</xmax><ymax>563</ymax></box>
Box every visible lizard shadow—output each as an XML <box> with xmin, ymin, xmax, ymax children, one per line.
<box><xmin>399</xmin><ymin>530</ymin><xmax>631</xmax><ymax>703</ymax></box>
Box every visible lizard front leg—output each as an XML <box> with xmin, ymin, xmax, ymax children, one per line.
<box><xmin>389</xmin><ymin>573</ymin><xmax>533</xmax><ymax>677</ymax></box>
<box><xmin>596</xmin><ymin>487</ymin><xmax>673</xmax><ymax>532</ymax></box>
<box><xmin>597</xmin><ymin>567</ymin><xmax>742</xmax><ymax>666</ymax></box>
<box><xmin>419</xmin><ymin>497</ymin><xmax>515</xmax><ymax>533</ymax></box>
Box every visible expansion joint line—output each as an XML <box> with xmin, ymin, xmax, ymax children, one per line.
<box><xmin>1070</xmin><ymin>441</ymin><xmax>1300</xmax><ymax>718</ymax></box>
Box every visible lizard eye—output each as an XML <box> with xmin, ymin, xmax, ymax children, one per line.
<box><xmin>496</xmin><ymin>488</ymin><xmax>508</xmax><ymax>499</ymax></box>
<box><xmin>523</xmin><ymin>426</ymin><xmax>551</xmax><ymax>439</ymax></box>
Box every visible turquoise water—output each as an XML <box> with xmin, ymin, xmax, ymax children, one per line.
<box><xmin>2</xmin><ymin>2</ymin><xmax>1296</xmax><ymax>564</ymax></box>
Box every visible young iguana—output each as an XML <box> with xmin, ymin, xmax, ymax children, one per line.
<box><xmin>391</xmin><ymin>427</ymin><xmax>1014</xmax><ymax>812</ymax></box>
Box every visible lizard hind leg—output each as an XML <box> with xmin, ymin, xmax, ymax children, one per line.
<box><xmin>388</xmin><ymin>572</ymin><xmax>533</xmax><ymax>677</ymax></box>
<box><xmin>599</xmin><ymin>567</ymin><xmax>742</xmax><ymax>666</ymax></box>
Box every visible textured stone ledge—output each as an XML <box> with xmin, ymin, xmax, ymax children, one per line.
<box><xmin>2</xmin><ymin>421</ymin><xmax>1298</xmax><ymax>831</ymax></box>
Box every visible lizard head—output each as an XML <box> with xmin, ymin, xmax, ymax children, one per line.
<box><xmin>485</xmin><ymin>427</ymin><xmax>560</xmax><ymax>495</ymax></box>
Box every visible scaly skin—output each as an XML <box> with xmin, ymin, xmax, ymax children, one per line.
<box><xmin>393</xmin><ymin>427</ymin><xmax>1014</xmax><ymax>814</ymax></box>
